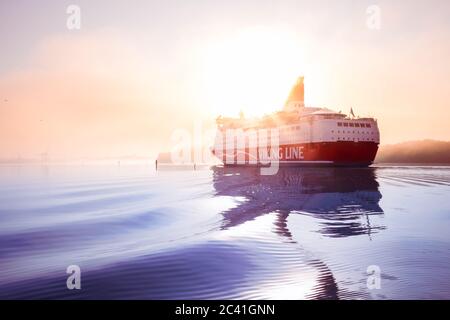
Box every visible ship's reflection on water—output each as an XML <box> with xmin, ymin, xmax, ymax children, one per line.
<box><xmin>213</xmin><ymin>166</ymin><xmax>384</xmax><ymax>239</ymax></box>
<box><xmin>210</xmin><ymin>166</ymin><xmax>385</xmax><ymax>299</ymax></box>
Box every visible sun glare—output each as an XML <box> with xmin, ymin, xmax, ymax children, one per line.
<box><xmin>201</xmin><ymin>27</ymin><xmax>305</xmax><ymax>118</ymax></box>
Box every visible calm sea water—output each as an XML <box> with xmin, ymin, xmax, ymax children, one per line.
<box><xmin>0</xmin><ymin>164</ymin><xmax>449</xmax><ymax>300</ymax></box>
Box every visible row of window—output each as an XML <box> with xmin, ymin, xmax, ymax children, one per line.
<box><xmin>338</xmin><ymin>122</ymin><xmax>371</xmax><ymax>128</ymax></box>
<box><xmin>334</xmin><ymin>137</ymin><xmax>376</xmax><ymax>141</ymax></box>
<box><xmin>280</xmin><ymin>126</ymin><xmax>301</xmax><ymax>132</ymax></box>
<box><xmin>268</xmin><ymin>124</ymin><xmax>374</xmax><ymax>134</ymax></box>
<box><xmin>332</xmin><ymin>130</ymin><xmax>375</xmax><ymax>135</ymax></box>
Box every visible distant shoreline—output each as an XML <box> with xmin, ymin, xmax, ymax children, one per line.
<box><xmin>1</xmin><ymin>162</ymin><xmax>449</xmax><ymax>169</ymax></box>
<box><xmin>2</xmin><ymin>140</ymin><xmax>449</xmax><ymax>166</ymax></box>
<box><xmin>375</xmin><ymin>139</ymin><xmax>450</xmax><ymax>164</ymax></box>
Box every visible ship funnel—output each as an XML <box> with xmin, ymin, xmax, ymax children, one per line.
<box><xmin>284</xmin><ymin>76</ymin><xmax>304</xmax><ymax>111</ymax></box>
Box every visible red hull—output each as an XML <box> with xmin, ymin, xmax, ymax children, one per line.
<box><xmin>214</xmin><ymin>141</ymin><xmax>379</xmax><ymax>166</ymax></box>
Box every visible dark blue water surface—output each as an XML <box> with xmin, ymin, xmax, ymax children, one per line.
<box><xmin>0</xmin><ymin>164</ymin><xmax>449</xmax><ymax>299</ymax></box>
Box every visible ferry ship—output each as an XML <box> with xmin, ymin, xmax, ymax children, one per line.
<box><xmin>211</xmin><ymin>77</ymin><xmax>380</xmax><ymax>166</ymax></box>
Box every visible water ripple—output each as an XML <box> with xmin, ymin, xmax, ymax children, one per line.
<box><xmin>0</xmin><ymin>165</ymin><xmax>449</xmax><ymax>299</ymax></box>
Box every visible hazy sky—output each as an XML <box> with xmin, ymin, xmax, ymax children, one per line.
<box><xmin>0</xmin><ymin>0</ymin><xmax>449</xmax><ymax>159</ymax></box>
